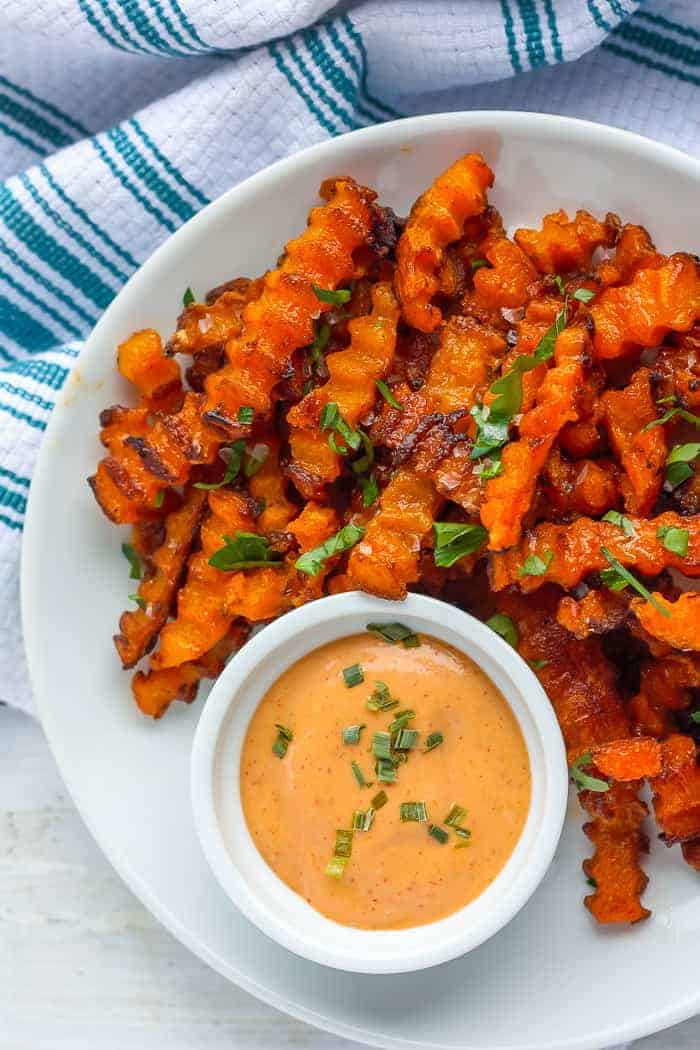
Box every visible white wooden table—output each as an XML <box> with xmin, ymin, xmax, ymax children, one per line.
<box><xmin>2</xmin><ymin>704</ymin><xmax>697</xmax><ymax>1050</ymax></box>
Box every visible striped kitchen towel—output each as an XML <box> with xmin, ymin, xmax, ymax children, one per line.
<box><xmin>1</xmin><ymin>0</ymin><xmax>699</xmax><ymax>715</ymax></box>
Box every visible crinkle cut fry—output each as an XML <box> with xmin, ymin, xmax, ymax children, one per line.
<box><xmin>117</xmin><ymin>329</ymin><xmax>183</xmax><ymax>414</ymax></box>
<box><xmin>514</xmin><ymin>208</ymin><xmax>615</xmax><ymax>274</ymax></box>
<box><xmin>591</xmin><ymin>252</ymin><xmax>700</xmax><ymax>358</ymax></box>
<box><xmin>654</xmin><ymin>323</ymin><xmax>700</xmax><ymax>412</ymax></box>
<box><xmin>286</xmin><ymin>281</ymin><xmax>400</xmax><ymax>497</ymax></box>
<box><xmin>557</xmin><ymin>588</ymin><xmax>629</xmax><ymax>639</ymax></box>
<box><xmin>166</xmin><ymin>279</ymin><xmax>253</xmax><ymax>356</ymax></box>
<box><xmin>395</xmin><ymin>153</ymin><xmax>494</xmax><ymax>332</ymax></box>
<box><xmin>114</xmin><ymin>486</ymin><xmax>208</xmax><ymax>668</ymax></box>
<box><xmin>601</xmin><ymin>367</ymin><xmax>666</xmax><ymax>516</ymax></box>
<box><xmin>481</xmin><ymin>323</ymin><xmax>588</xmax><ymax>551</ymax></box>
<box><xmin>631</xmin><ymin>592</ymin><xmax>700</xmax><ymax>652</ymax></box>
<box><xmin>542</xmin><ymin>450</ymin><xmax>620</xmax><ymax>518</ymax></box>
<box><xmin>491</xmin><ymin>512</ymin><xmax>700</xmax><ymax>593</ymax></box>
<box><xmin>132</xmin><ymin>621</ymin><xmax>250</xmax><ymax>719</ymax></box>
<box><xmin>628</xmin><ymin>654</ymin><xmax>700</xmax><ymax>737</ymax></box>
<box><xmin>573</xmin><ymin>738</ymin><xmax>662</xmax><ymax>781</ymax></box>
<box><xmin>203</xmin><ymin>177</ymin><xmax>377</xmax><ymax>432</ymax></box>
<box><xmin>652</xmin><ymin>735</ymin><xmax>700</xmax><ymax>845</ymax></box>
<box><xmin>596</xmin><ymin>224</ymin><xmax>662</xmax><ymax>287</ymax></box>
<box><xmin>472</xmin><ymin>236</ymin><xmax>539</xmax><ymax>311</ymax></box>
<box><xmin>497</xmin><ymin>594</ymin><xmax>648</xmax><ymax>923</ymax></box>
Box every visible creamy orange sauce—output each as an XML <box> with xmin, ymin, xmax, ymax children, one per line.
<box><xmin>239</xmin><ymin>633</ymin><xmax>531</xmax><ymax>929</ymax></box>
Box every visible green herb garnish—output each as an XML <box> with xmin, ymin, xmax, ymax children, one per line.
<box><xmin>237</xmin><ymin>405</ymin><xmax>254</xmax><ymax>425</ymax></box>
<box><xmin>209</xmin><ymin>531</ymin><xmax>283</xmax><ymax>572</ymax></box>
<box><xmin>371</xmin><ymin>790</ymin><xmax>388</xmax><ymax>810</ymax></box>
<box><xmin>569</xmin><ymin>751</ymin><xmax>609</xmax><ymax>793</ymax></box>
<box><xmin>194</xmin><ymin>440</ymin><xmax>246</xmax><ymax>490</ymax></box>
<box><xmin>351</xmin><ymin>760</ymin><xmax>372</xmax><ymax>788</ymax></box>
<box><xmin>334</xmin><ymin>829</ymin><xmax>353</xmax><ymax>858</ymax></box>
<box><xmin>366</xmin><ymin>681</ymin><xmax>398</xmax><ymax>712</ymax></box>
<box><xmin>599</xmin><ymin>547</ymin><xmax>670</xmax><ymax>617</ymax></box>
<box><xmin>572</xmin><ymin>287</ymin><xmax>595</xmax><ymax>303</ymax></box>
<box><xmin>657</xmin><ymin>525</ymin><xmax>689</xmax><ymax>558</ymax></box>
<box><xmin>388</xmin><ymin>709</ymin><xmax>415</xmax><ymax>733</ymax></box>
<box><xmin>485</xmin><ymin>613</ymin><xmax>518</xmax><ymax>649</ymax></box>
<box><xmin>129</xmin><ymin>593</ymin><xmax>146</xmax><ymax>611</ymax></box>
<box><xmin>295</xmin><ymin>523</ymin><xmax>365</xmax><ymax>576</ymax></box>
<box><xmin>343</xmin><ymin>663</ymin><xmax>364</xmax><ymax>688</ymax></box>
<box><xmin>182</xmin><ymin>286</ymin><xmax>195</xmax><ymax>306</ymax></box>
<box><xmin>453</xmin><ymin>826</ymin><xmax>472</xmax><ymax>848</ymax></box>
<box><xmin>394</xmin><ymin>729</ymin><xmax>419</xmax><ymax>750</ymax></box>
<box><xmin>366</xmin><ymin>622</ymin><xmax>420</xmax><ymax>647</ymax></box>
<box><xmin>423</xmin><ymin>732</ymin><xmax>443</xmax><ymax>753</ymax></box>
<box><xmin>308</xmin><ymin>323</ymin><xmax>330</xmax><ymax>371</ymax></box>
<box><xmin>342</xmin><ymin>724</ymin><xmax>365</xmax><ymax>745</ymax></box>
<box><xmin>154</xmin><ymin>490</ymin><xmax>165</xmax><ymax>508</ymax></box>
<box><xmin>372</xmin><ymin>731</ymin><xmax>393</xmax><ymax>761</ymax></box>
<box><xmin>445</xmin><ymin>804</ymin><xmax>468</xmax><ymax>826</ymax></box>
<box><xmin>358</xmin><ymin>473</ymin><xmax>379</xmax><ymax>508</ymax></box>
<box><xmin>530</xmin><ymin>659</ymin><xmax>549</xmax><ymax>671</ymax></box>
<box><xmin>325</xmin><ymin>855</ymin><xmax>348</xmax><ymax>878</ymax></box>
<box><xmin>643</xmin><ymin>403</ymin><xmax>700</xmax><ymax>432</ymax></box>
<box><xmin>352</xmin><ymin>809</ymin><xmax>375</xmax><ymax>832</ymax></box>
<box><xmin>602</xmin><ymin>510</ymin><xmax>635</xmax><ymax>537</ymax></box>
<box><xmin>690</xmin><ymin>712</ymin><xmax>700</xmax><ymax>724</ymax></box>
<box><xmin>320</xmin><ymin>401</ymin><xmax>362</xmax><ymax>454</ymax></box>
<box><xmin>375</xmin><ymin>758</ymin><xmax>398</xmax><ymax>783</ymax></box>
<box><xmin>400</xmin><ymin>801</ymin><xmax>428</xmax><ymax>823</ymax></box>
<box><xmin>243</xmin><ymin>443</ymin><xmax>268</xmax><ymax>478</ymax></box>
<box><xmin>375</xmin><ymin>379</ymin><xmax>404</xmax><ymax>410</ymax></box>
<box><xmin>519</xmin><ymin>550</ymin><xmax>553</xmax><ymax>577</ymax></box>
<box><xmin>471</xmin><ymin>258</ymin><xmax>489</xmax><ymax>272</ymax></box>
<box><xmin>665</xmin><ymin>443</ymin><xmax>700</xmax><ymax>489</ymax></box>
<box><xmin>433</xmin><ymin>521</ymin><xmax>488</xmax><ymax>568</ymax></box>
<box><xmin>312</xmin><ymin>284</ymin><xmax>352</xmax><ymax>306</ymax></box>
<box><xmin>122</xmin><ymin>542</ymin><xmax>142</xmax><ymax>580</ymax></box>
<box><xmin>428</xmin><ymin>824</ymin><xmax>449</xmax><ymax>844</ymax></box>
<box><xmin>272</xmin><ymin>723</ymin><xmax>293</xmax><ymax>758</ymax></box>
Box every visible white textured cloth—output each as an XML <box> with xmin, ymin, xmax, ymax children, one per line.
<box><xmin>1</xmin><ymin>0</ymin><xmax>699</xmax><ymax>718</ymax></box>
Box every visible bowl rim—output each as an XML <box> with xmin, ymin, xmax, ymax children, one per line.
<box><xmin>21</xmin><ymin>110</ymin><xmax>700</xmax><ymax>1047</ymax></box>
<box><xmin>191</xmin><ymin>592</ymin><xmax>568</xmax><ymax>973</ymax></box>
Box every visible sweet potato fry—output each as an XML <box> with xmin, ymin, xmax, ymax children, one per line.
<box><xmin>576</xmin><ymin>738</ymin><xmax>662</xmax><ymax>781</ymax></box>
<box><xmin>490</xmin><ymin>512</ymin><xmax>700</xmax><ymax>593</ymax></box>
<box><xmin>286</xmin><ymin>281</ymin><xmax>399</xmax><ymax>496</ymax></box>
<box><xmin>481</xmin><ymin>323</ymin><xmax>588</xmax><ymax>550</ymax></box>
<box><xmin>472</xmin><ymin>236</ymin><xmax>539</xmax><ymax>310</ymax></box>
<box><xmin>542</xmin><ymin>449</ymin><xmax>620</xmax><ymax>518</ymax></box>
<box><xmin>557</xmin><ymin>589</ymin><xmax>629</xmax><ymax>639</ymax></box>
<box><xmin>203</xmin><ymin>177</ymin><xmax>377</xmax><ymax>432</ymax></box>
<box><xmin>132</xmin><ymin>622</ymin><xmax>250</xmax><ymax>719</ymax></box>
<box><xmin>166</xmin><ymin>280</ymin><xmax>252</xmax><ymax>356</ymax></box>
<box><xmin>581</xmin><ymin>782</ymin><xmax>650</xmax><ymax>924</ymax></box>
<box><xmin>596</xmin><ymin>224</ymin><xmax>661</xmax><ymax>287</ymax></box>
<box><xmin>654</xmin><ymin>324</ymin><xmax>700</xmax><ymax>412</ymax></box>
<box><xmin>601</xmin><ymin>368</ymin><xmax>666</xmax><ymax>516</ymax></box>
<box><xmin>515</xmin><ymin>209</ymin><xmax>614</xmax><ymax>274</ymax></box>
<box><xmin>652</xmin><ymin>734</ymin><xmax>700</xmax><ymax>844</ymax></box>
<box><xmin>630</xmin><ymin>592</ymin><xmax>700</xmax><ymax>652</ymax></box>
<box><xmin>395</xmin><ymin>153</ymin><xmax>493</xmax><ymax>331</ymax></box>
<box><xmin>591</xmin><ymin>253</ymin><xmax>700</xmax><ymax>358</ymax></box>
<box><xmin>114</xmin><ymin>487</ymin><xmax>208</xmax><ymax>668</ymax></box>
<box><xmin>117</xmin><ymin>329</ymin><xmax>183</xmax><ymax>414</ymax></box>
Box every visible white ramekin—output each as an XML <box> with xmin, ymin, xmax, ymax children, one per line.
<box><xmin>191</xmin><ymin>592</ymin><xmax>567</xmax><ymax>974</ymax></box>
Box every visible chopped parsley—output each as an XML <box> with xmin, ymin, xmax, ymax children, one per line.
<box><xmin>295</xmin><ymin>523</ymin><xmax>365</xmax><ymax>576</ymax></box>
<box><xmin>569</xmin><ymin>751</ymin><xmax>609</xmax><ymax>793</ymax></box>
<box><xmin>312</xmin><ymin>284</ymin><xmax>352</xmax><ymax>306</ymax></box>
<box><xmin>433</xmin><ymin>521</ymin><xmax>488</xmax><ymax>568</ymax></box>
<box><xmin>485</xmin><ymin>613</ymin><xmax>518</xmax><ymax>649</ymax></box>
<box><xmin>121</xmin><ymin>542</ymin><xmax>142</xmax><ymax>580</ymax></box>
<box><xmin>208</xmin><ymin>531</ymin><xmax>283</xmax><ymax>571</ymax></box>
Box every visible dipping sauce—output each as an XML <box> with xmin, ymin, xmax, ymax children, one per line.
<box><xmin>239</xmin><ymin>632</ymin><xmax>531</xmax><ymax>929</ymax></box>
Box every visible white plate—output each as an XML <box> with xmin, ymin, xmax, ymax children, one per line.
<box><xmin>22</xmin><ymin>112</ymin><xmax>700</xmax><ymax>1050</ymax></box>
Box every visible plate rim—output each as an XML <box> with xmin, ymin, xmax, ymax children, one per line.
<box><xmin>20</xmin><ymin>109</ymin><xmax>700</xmax><ymax>1050</ymax></box>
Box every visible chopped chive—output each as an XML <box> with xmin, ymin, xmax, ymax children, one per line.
<box><xmin>342</xmin><ymin>724</ymin><xmax>365</xmax><ymax>745</ymax></box>
<box><xmin>376</xmin><ymin>758</ymin><xmax>398</xmax><ymax>783</ymax></box>
<box><xmin>350</xmin><ymin>430</ymin><xmax>374</xmax><ymax>474</ymax></box>
<box><xmin>471</xmin><ymin>257</ymin><xmax>489</xmax><ymax>272</ymax></box>
<box><xmin>129</xmin><ymin>593</ymin><xmax>146</xmax><ymax>610</ymax></box>
<box><xmin>312</xmin><ymin>283</ymin><xmax>351</xmax><ymax>305</ymax></box>
<box><xmin>518</xmin><ymin>550</ymin><xmax>553</xmax><ymax>577</ymax></box>
<box><xmin>394</xmin><ymin>728</ymin><xmax>419</xmax><ymax>750</ymax></box>
<box><xmin>485</xmin><ymin>613</ymin><xmax>518</xmax><ymax>649</ymax></box>
<box><xmin>121</xmin><ymin>542</ymin><xmax>142</xmax><ymax>580</ymax></box>
<box><xmin>599</xmin><ymin>547</ymin><xmax>671</xmax><ymax>618</ymax></box>
<box><xmin>428</xmin><ymin>824</ymin><xmax>449</xmax><ymax>845</ymax></box>
<box><xmin>325</xmin><ymin>855</ymin><xmax>348</xmax><ymax>878</ymax></box>
<box><xmin>554</xmin><ymin>275</ymin><xmax>566</xmax><ymax>295</ymax></box>
<box><xmin>352</xmin><ymin>809</ymin><xmax>375</xmax><ymax>832</ymax></box>
<box><xmin>691</xmin><ymin>712</ymin><xmax>700</xmax><ymax>724</ymax></box>
<box><xmin>342</xmin><ymin>663</ymin><xmax>364</xmax><ymax>688</ymax></box>
<box><xmin>308</xmin><ymin>323</ymin><xmax>330</xmax><ymax>370</ymax></box>
<box><xmin>358</xmin><ymin>473</ymin><xmax>379</xmax><ymax>508</ymax></box>
<box><xmin>275</xmin><ymin>723</ymin><xmax>293</xmax><ymax>741</ymax></box>
<box><xmin>423</xmin><ymin>732</ymin><xmax>443</xmax><ymax>753</ymax></box>
<box><xmin>194</xmin><ymin>440</ymin><xmax>246</xmax><ymax>490</ymax></box>
<box><xmin>237</xmin><ymin>405</ymin><xmax>254</xmax><ymax>425</ymax></box>
<box><xmin>182</xmin><ymin>286</ymin><xmax>195</xmax><ymax>306</ymax></box>
<box><xmin>375</xmin><ymin>379</ymin><xmax>404</xmax><ymax>410</ymax></box>
<box><xmin>657</xmin><ymin>524</ymin><xmax>689</xmax><ymax>558</ymax></box>
<box><xmin>569</xmin><ymin>751</ymin><xmax>609</xmax><ymax>793</ymax></box>
<box><xmin>453</xmin><ymin>826</ymin><xmax>471</xmax><ymax>840</ymax></box>
<box><xmin>602</xmin><ymin>510</ymin><xmax>635</xmax><ymax>537</ymax></box>
<box><xmin>371</xmin><ymin>790</ymin><xmax>388</xmax><ymax>810</ymax></box>
<box><xmin>529</xmin><ymin>658</ymin><xmax>549</xmax><ymax>671</ymax></box>
<box><xmin>366</xmin><ymin>622</ymin><xmax>420</xmax><ymax>647</ymax></box>
<box><xmin>388</xmin><ymin>709</ymin><xmax>416</xmax><ymax>733</ymax></box>
<box><xmin>328</xmin><ymin>432</ymin><xmax>349</xmax><ymax>456</ymax></box>
<box><xmin>372</xmin><ymin>731</ymin><xmax>393</xmax><ymax>761</ymax></box>
<box><xmin>334</xmin><ymin>829</ymin><xmax>353</xmax><ymax>858</ymax></box>
<box><xmin>351</xmin><ymin>761</ymin><xmax>372</xmax><ymax>788</ymax></box>
<box><xmin>366</xmin><ymin>681</ymin><xmax>399</xmax><ymax>712</ymax></box>
<box><xmin>445</xmin><ymin>804</ymin><xmax>468</xmax><ymax>826</ymax></box>
<box><xmin>154</xmin><ymin>490</ymin><xmax>164</xmax><ymax>508</ymax></box>
<box><xmin>665</xmin><ymin>443</ymin><xmax>699</xmax><ymax>488</ymax></box>
<box><xmin>272</xmin><ymin>723</ymin><xmax>293</xmax><ymax>758</ymax></box>
<box><xmin>400</xmin><ymin>801</ymin><xmax>428</xmax><ymax>823</ymax></box>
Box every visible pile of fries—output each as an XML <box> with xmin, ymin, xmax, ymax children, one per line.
<box><xmin>89</xmin><ymin>154</ymin><xmax>700</xmax><ymax>924</ymax></box>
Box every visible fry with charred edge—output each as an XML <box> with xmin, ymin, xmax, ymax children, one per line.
<box><xmin>596</xmin><ymin>224</ymin><xmax>662</xmax><ymax>287</ymax></box>
<box><xmin>590</xmin><ymin>253</ymin><xmax>700</xmax><ymax>359</ymax></box>
<box><xmin>481</xmin><ymin>323</ymin><xmax>588</xmax><ymax>550</ymax></box>
<box><xmin>114</xmin><ymin>486</ymin><xmax>208</xmax><ymax>668</ymax></box>
<box><xmin>166</xmin><ymin>280</ymin><xmax>253</xmax><ymax>356</ymax></box>
<box><xmin>628</xmin><ymin>654</ymin><xmax>700</xmax><ymax>737</ymax></box>
<box><xmin>472</xmin><ymin>236</ymin><xmax>539</xmax><ymax>310</ymax></box>
<box><xmin>132</xmin><ymin>621</ymin><xmax>250</xmax><ymax>719</ymax></box>
<box><xmin>581</xmin><ymin>782</ymin><xmax>650</xmax><ymax>924</ymax></box>
<box><xmin>543</xmin><ymin>449</ymin><xmax>620</xmax><ymax>518</ymax></box>
<box><xmin>571</xmin><ymin>738</ymin><xmax>661</xmax><ymax>781</ymax></box>
<box><xmin>395</xmin><ymin>153</ymin><xmax>493</xmax><ymax>331</ymax></box>
<box><xmin>654</xmin><ymin>324</ymin><xmax>700</xmax><ymax>412</ymax></box>
<box><xmin>90</xmin><ymin>406</ymin><xmax>166</xmax><ymax>524</ymax></box>
<box><xmin>630</xmin><ymin>592</ymin><xmax>700</xmax><ymax>652</ymax></box>
<box><xmin>490</xmin><ymin>512</ymin><xmax>700</xmax><ymax>593</ymax></box>
<box><xmin>601</xmin><ymin>368</ymin><xmax>666</xmax><ymax>516</ymax></box>
<box><xmin>514</xmin><ymin>209</ymin><xmax>615</xmax><ymax>274</ymax></box>
<box><xmin>203</xmin><ymin>177</ymin><xmax>376</xmax><ymax>431</ymax></box>
<box><xmin>117</xmin><ymin>329</ymin><xmax>184</xmax><ymax>414</ymax></box>
<box><xmin>286</xmin><ymin>281</ymin><xmax>399</xmax><ymax>497</ymax></box>
<box><xmin>652</xmin><ymin>735</ymin><xmax>700</xmax><ymax>845</ymax></box>
<box><xmin>557</xmin><ymin>589</ymin><xmax>629</xmax><ymax>639</ymax></box>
